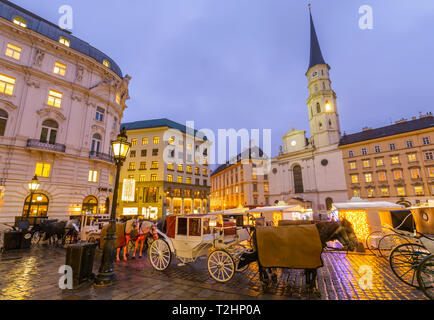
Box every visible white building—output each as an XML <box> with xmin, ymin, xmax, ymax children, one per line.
<box><xmin>0</xmin><ymin>2</ymin><xmax>130</xmax><ymax>222</ymax></box>
<box><xmin>268</xmin><ymin>9</ymin><xmax>348</xmax><ymax>214</ymax></box>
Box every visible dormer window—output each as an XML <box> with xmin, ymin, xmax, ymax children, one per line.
<box><xmin>103</xmin><ymin>59</ymin><xmax>110</xmax><ymax>68</ymax></box>
<box><xmin>13</xmin><ymin>16</ymin><xmax>27</xmax><ymax>28</ymax></box>
<box><xmin>59</xmin><ymin>37</ymin><xmax>70</xmax><ymax>47</ymax></box>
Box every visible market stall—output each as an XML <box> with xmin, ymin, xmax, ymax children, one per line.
<box><xmin>246</xmin><ymin>205</ymin><xmax>314</xmax><ymax>226</ymax></box>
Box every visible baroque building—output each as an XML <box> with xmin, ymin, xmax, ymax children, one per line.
<box><xmin>268</xmin><ymin>8</ymin><xmax>348</xmax><ymax>214</ymax></box>
<box><xmin>0</xmin><ymin>1</ymin><xmax>130</xmax><ymax>222</ymax></box>
<box><xmin>118</xmin><ymin>119</ymin><xmax>211</xmax><ymax>220</ymax></box>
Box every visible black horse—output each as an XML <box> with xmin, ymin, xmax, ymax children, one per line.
<box><xmin>238</xmin><ymin>219</ymin><xmax>359</xmax><ymax>293</ymax></box>
<box><xmin>33</xmin><ymin>219</ymin><xmax>78</xmax><ymax>246</ymax></box>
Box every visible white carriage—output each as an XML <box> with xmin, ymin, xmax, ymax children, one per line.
<box><xmin>70</xmin><ymin>214</ymin><xmax>110</xmax><ymax>243</ymax></box>
<box><xmin>148</xmin><ymin>214</ymin><xmax>250</xmax><ymax>283</ymax></box>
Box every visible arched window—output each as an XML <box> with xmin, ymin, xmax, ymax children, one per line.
<box><xmin>82</xmin><ymin>196</ymin><xmax>98</xmax><ymax>214</ymax></box>
<box><xmin>22</xmin><ymin>193</ymin><xmax>49</xmax><ymax>217</ymax></box>
<box><xmin>293</xmin><ymin>165</ymin><xmax>304</xmax><ymax>194</ymax></box>
<box><xmin>316</xmin><ymin>103</ymin><xmax>321</xmax><ymax>113</ymax></box>
<box><xmin>104</xmin><ymin>197</ymin><xmax>110</xmax><ymax>214</ymax></box>
<box><xmin>91</xmin><ymin>133</ymin><xmax>102</xmax><ymax>153</ymax></box>
<box><xmin>325</xmin><ymin>197</ymin><xmax>333</xmax><ymax>211</ymax></box>
<box><xmin>0</xmin><ymin>109</ymin><xmax>8</xmax><ymax>136</ymax></box>
<box><xmin>40</xmin><ymin>119</ymin><xmax>58</xmax><ymax>144</ymax></box>
<box><xmin>13</xmin><ymin>16</ymin><xmax>27</xmax><ymax>28</ymax></box>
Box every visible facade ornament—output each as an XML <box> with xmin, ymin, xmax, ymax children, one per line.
<box><xmin>33</xmin><ymin>48</ymin><xmax>45</xmax><ymax>67</ymax></box>
<box><xmin>75</xmin><ymin>65</ymin><xmax>84</xmax><ymax>82</ymax></box>
<box><xmin>36</xmin><ymin>107</ymin><xmax>67</xmax><ymax>121</ymax></box>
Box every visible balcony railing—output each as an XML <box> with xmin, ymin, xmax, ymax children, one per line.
<box><xmin>89</xmin><ymin>151</ymin><xmax>115</xmax><ymax>163</ymax></box>
<box><xmin>27</xmin><ymin>139</ymin><xmax>66</xmax><ymax>153</ymax></box>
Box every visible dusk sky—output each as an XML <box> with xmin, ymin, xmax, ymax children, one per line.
<box><xmin>14</xmin><ymin>0</ymin><xmax>434</xmax><ymax>162</ymax></box>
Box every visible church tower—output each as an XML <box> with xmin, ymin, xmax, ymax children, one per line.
<box><xmin>306</xmin><ymin>6</ymin><xmax>341</xmax><ymax>149</ymax></box>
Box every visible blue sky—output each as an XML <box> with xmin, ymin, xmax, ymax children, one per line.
<box><xmin>13</xmin><ymin>0</ymin><xmax>434</xmax><ymax>161</ymax></box>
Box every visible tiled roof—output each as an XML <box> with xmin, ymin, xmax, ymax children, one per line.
<box><xmin>0</xmin><ymin>0</ymin><xmax>123</xmax><ymax>77</ymax></box>
<box><xmin>339</xmin><ymin>116</ymin><xmax>434</xmax><ymax>146</ymax></box>
<box><xmin>121</xmin><ymin>118</ymin><xmax>206</xmax><ymax>140</ymax></box>
<box><xmin>211</xmin><ymin>146</ymin><xmax>266</xmax><ymax>176</ymax></box>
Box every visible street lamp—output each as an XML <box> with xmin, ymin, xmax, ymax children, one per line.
<box><xmin>95</xmin><ymin>128</ymin><xmax>131</xmax><ymax>286</ymax></box>
<box><xmin>26</xmin><ymin>175</ymin><xmax>40</xmax><ymax>218</ymax></box>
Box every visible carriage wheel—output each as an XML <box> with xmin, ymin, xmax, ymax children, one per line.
<box><xmin>149</xmin><ymin>239</ymin><xmax>171</xmax><ymax>271</ymax></box>
<box><xmin>31</xmin><ymin>231</ymin><xmax>41</xmax><ymax>247</ymax></box>
<box><xmin>378</xmin><ymin>234</ymin><xmax>410</xmax><ymax>259</ymax></box>
<box><xmin>208</xmin><ymin>250</ymin><xmax>235</xmax><ymax>283</ymax></box>
<box><xmin>230</xmin><ymin>244</ymin><xmax>249</xmax><ymax>272</ymax></box>
<box><xmin>417</xmin><ymin>254</ymin><xmax>434</xmax><ymax>300</ymax></box>
<box><xmin>389</xmin><ymin>243</ymin><xmax>430</xmax><ymax>288</ymax></box>
<box><xmin>365</xmin><ymin>231</ymin><xmax>384</xmax><ymax>256</ymax></box>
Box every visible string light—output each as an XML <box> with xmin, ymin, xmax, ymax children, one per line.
<box><xmin>338</xmin><ymin>209</ymin><xmax>370</xmax><ymax>240</ymax></box>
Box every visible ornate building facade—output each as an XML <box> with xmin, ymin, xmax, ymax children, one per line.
<box><xmin>118</xmin><ymin>119</ymin><xmax>211</xmax><ymax>220</ymax></box>
<box><xmin>0</xmin><ymin>1</ymin><xmax>130</xmax><ymax>222</ymax></box>
<box><xmin>268</xmin><ymin>9</ymin><xmax>348</xmax><ymax>214</ymax></box>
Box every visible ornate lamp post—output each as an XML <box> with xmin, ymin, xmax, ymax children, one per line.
<box><xmin>26</xmin><ymin>175</ymin><xmax>40</xmax><ymax>218</ymax></box>
<box><xmin>95</xmin><ymin>128</ymin><xmax>130</xmax><ymax>286</ymax></box>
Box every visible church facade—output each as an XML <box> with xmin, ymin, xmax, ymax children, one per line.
<box><xmin>268</xmin><ymin>9</ymin><xmax>348</xmax><ymax>214</ymax></box>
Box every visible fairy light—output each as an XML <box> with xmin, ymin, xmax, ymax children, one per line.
<box><xmin>338</xmin><ymin>209</ymin><xmax>370</xmax><ymax>240</ymax></box>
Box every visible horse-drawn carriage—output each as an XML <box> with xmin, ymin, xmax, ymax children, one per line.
<box><xmin>148</xmin><ymin>214</ymin><xmax>250</xmax><ymax>282</ymax></box>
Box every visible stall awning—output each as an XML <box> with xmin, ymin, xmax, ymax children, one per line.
<box><xmin>246</xmin><ymin>205</ymin><xmax>306</xmax><ymax>213</ymax></box>
<box><xmin>333</xmin><ymin>200</ymin><xmax>404</xmax><ymax>211</ymax></box>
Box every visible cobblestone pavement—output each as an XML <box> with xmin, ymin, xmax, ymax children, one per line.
<box><xmin>0</xmin><ymin>246</ymin><xmax>428</xmax><ymax>300</ymax></box>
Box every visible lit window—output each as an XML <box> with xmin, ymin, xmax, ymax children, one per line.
<box><xmin>365</xmin><ymin>173</ymin><xmax>372</xmax><ymax>183</ymax></box>
<box><xmin>177</xmin><ymin>164</ymin><xmax>183</xmax><ymax>172</ymax></box>
<box><xmin>351</xmin><ymin>175</ymin><xmax>359</xmax><ymax>184</ymax></box>
<box><xmin>397</xmin><ymin>187</ymin><xmax>406</xmax><ymax>197</ymax></box>
<box><xmin>142</xmin><ymin>137</ymin><xmax>148</xmax><ymax>145</ymax></box>
<box><xmin>415</xmin><ymin>186</ymin><xmax>424</xmax><ymax>196</ymax></box>
<box><xmin>59</xmin><ymin>36</ymin><xmax>70</xmax><ymax>47</ymax></box>
<box><xmin>131</xmin><ymin>138</ymin><xmax>137</xmax><ymax>146</ymax></box>
<box><xmin>408</xmin><ymin>154</ymin><xmax>417</xmax><ymax>162</ymax></box>
<box><xmin>202</xmin><ymin>168</ymin><xmax>208</xmax><ymax>175</ymax></box>
<box><xmin>363</xmin><ymin>160</ymin><xmax>370</xmax><ymax>168</ymax></box>
<box><xmin>393</xmin><ymin>170</ymin><xmax>403</xmax><ymax>180</ymax></box>
<box><xmin>53</xmin><ymin>62</ymin><xmax>66</xmax><ymax>76</ymax></box>
<box><xmin>151</xmin><ymin>174</ymin><xmax>157</xmax><ymax>182</ymax></box>
<box><xmin>428</xmin><ymin>167</ymin><xmax>434</xmax><ymax>178</ymax></box>
<box><xmin>129</xmin><ymin>162</ymin><xmax>135</xmax><ymax>170</ymax></box>
<box><xmin>103</xmin><ymin>59</ymin><xmax>110</xmax><ymax>68</ymax></box>
<box><xmin>13</xmin><ymin>16</ymin><xmax>26</xmax><ymax>28</ymax></box>
<box><xmin>367</xmin><ymin>189</ymin><xmax>375</xmax><ymax>198</ymax></box>
<box><xmin>153</xmin><ymin>136</ymin><xmax>160</xmax><ymax>144</ymax></box>
<box><xmin>47</xmin><ymin>90</ymin><xmax>63</xmax><ymax>108</ymax></box>
<box><xmin>169</xmin><ymin>137</ymin><xmax>175</xmax><ymax>145</ymax></box>
<box><xmin>391</xmin><ymin>156</ymin><xmax>400</xmax><ymax>164</ymax></box>
<box><xmin>35</xmin><ymin>163</ymin><xmax>51</xmax><ymax>177</ymax></box>
<box><xmin>187</xmin><ymin>165</ymin><xmax>192</xmax><ymax>173</ymax></box>
<box><xmin>353</xmin><ymin>190</ymin><xmax>360</xmax><ymax>197</ymax></box>
<box><xmin>378</xmin><ymin>172</ymin><xmax>387</xmax><ymax>181</ymax></box>
<box><xmin>381</xmin><ymin>188</ymin><xmax>389</xmax><ymax>197</ymax></box>
<box><xmin>115</xmin><ymin>93</ymin><xmax>121</xmax><ymax>105</ymax></box>
<box><xmin>177</xmin><ymin>176</ymin><xmax>183</xmax><ymax>183</ymax></box>
<box><xmin>139</xmin><ymin>162</ymin><xmax>146</xmax><ymax>170</ymax></box>
<box><xmin>151</xmin><ymin>161</ymin><xmax>158</xmax><ymax>169</ymax></box>
<box><xmin>109</xmin><ymin>174</ymin><xmax>113</xmax><ymax>185</ymax></box>
<box><xmin>167</xmin><ymin>163</ymin><xmax>174</xmax><ymax>170</ymax></box>
<box><xmin>376</xmin><ymin>159</ymin><xmax>384</xmax><ymax>166</ymax></box>
<box><xmin>139</xmin><ymin>175</ymin><xmax>146</xmax><ymax>182</ymax></box>
<box><xmin>88</xmin><ymin>170</ymin><xmax>98</xmax><ymax>182</ymax></box>
<box><xmin>130</xmin><ymin>150</ymin><xmax>136</xmax><ymax>158</ymax></box>
<box><xmin>5</xmin><ymin>43</ymin><xmax>21</xmax><ymax>60</ymax></box>
<box><xmin>167</xmin><ymin>174</ymin><xmax>173</xmax><ymax>182</ymax></box>
<box><xmin>186</xmin><ymin>177</ymin><xmax>191</xmax><ymax>184</ymax></box>
<box><xmin>349</xmin><ymin>162</ymin><xmax>356</xmax><ymax>170</ymax></box>
<box><xmin>0</xmin><ymin>74</ymin><xmax>16</xmax><ymax>96</ymax></box>
<box><xmin>195</xmin><ymin>167</ymin><xmax>200</xmax><ymax>174</ymax></box>
<box><xmin>325</xmin><ymin>101</ymin><xmax>332</xmax><ymax>112</ymax></box>
<box><xmin>410</xmin><ymin>168</ymin><xmax>421</xmax><ymax>179</ymax></box>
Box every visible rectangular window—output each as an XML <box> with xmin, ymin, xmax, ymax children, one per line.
<box><xmin>424</xmin><ymin>151</ymin><xmax>434</xmax><ymax>160</ymax></box>
<box><xmin>167</xmin><ymin>163</ymin><xmax>174</xmax><ymax>170</ymax></box>
<box><xmin>151</xmin><ymin>174</ymin><xmax>157</xmax><ymax>182</ymax></box>
<box><xmin>130</xmin><ymin>150</ymin><xmax>136</xmax><ymax>158</ymax></box>
<box><xmin>374</xmin><ymin>146</ymin><xmax>381</xmax><ymax>153</ymax></box>
<box><xmin>353</xmin><ymin>189</ymin><xmax>360</xmax><ymax>197</ymax></box>
<box><xmin>203</xmin><ymin>180</ymin><xmax>207</xmax><ymax>186</ymax></box>
<box><xmin>363</xmin><ymin>160</ymin><xmax>370</xmax><ymax>168</ymax></box>
<box><xmin>153</xmin><ymin>136</ymin><xmax>160</xmax><ymax>144</ymax></box>
<box><xmin>177</xmin><ymin>176</ymin><xmax>183</xmax><ymax>183</ymax></box>
<box><xmin>142</xmin><ymin>137</ymin><xmax>148</xmax><ymax>145</ymax></box>
<box><xmin>415</xmin><ymin>186</ymin><xmax>424</xmax><ymax>196</ymax></box>
<box><xmin>151</xmin><ymin>161</ymin><xmax>158</xmax><ymax>169</ymax></box>
<box><xmin>35</xmin><ymin>163</ymin><xmax>51</xmax><ymax>177</ymax></box>
<box><xmin>365</xmin><ymin>173</ymin><xmax>372</xmax><ymax>183</ymax></box>
<box><xmin>378</xmin><ymin>172</ymin><xmax>387</xmax><ymax>181</ymax></box>
<box><xmin>348</xmin><ymin>151</ymin><xmax>354</xmax><ymax>158</ymax></box>
<box><xmin>186</xmin><ymin>177</ymin><xmax>191</xmax><ymax>184</ymax></box>
<box><xmin>195</xmin><ymin>167</ymin><xmax>200</xmax><ymax>175</ymax></box>
<box><xmin>361</xmin><ymin>148</ymin><xmax>367</xmax><ymax>155</ymax></box>
<box><xmin>141</xmin><ymin>149</ymin><xmax>147</xmax><ymax>157</ymax></box>
<box><xmin>167</xmin><ymin>174</ymin><xmax>173</xmax><ymax>182</ymax></box>
<box><xmin>152</xmin><ymin>148</ymin><xmax>158</xmax><ymax>156</ymax></box>
<box><xmin>427</xmin><ymin>167</ymin><xmax>434</xmax><ymax>178</ymax></box>
<box><xmin>389</xmin><ymin>143</ymin><xmax>396</xmax><ymax>151</ymax></box>
<box><xmin>53</xmin><ymin>62</ymin><xmax>66</xmax><ymax>76</ymax></box>
<box><xmin>381</xmin><ymin>188</ymin><xmax>389</xmax><ymax>197</ymax></box>
<box><xmin>422</xmin><ymin>137</ymin><xmax>431</xmax><ymax>145</ymax></box>
<box><xmin>95</xmin><ymin>107</ymin><xmax>105</xmax><ymax>122</ymax></box>
<box><xmin>367</xmin><ymin>189</ymin><xmax>374</xmax><ymax>198</ymax></box>
<box><xmin>0</xmin><ymin>74</ymin><xmax>16</xmax><ymax>96</ymax></box>
<box><xmin>408</xmin><ymin>154</ymin><xmax>417</xmax><ymax>162</ymax></box>
<box><xmin>391</xmin><ymin>156</ymin><xmax>400</xmax><ymax>164</ymax></box>
<box><xmin>116</xmin><ymin>93</ymin><xmax>121</xmax><ymax>105</ymax></box>
<box><xmin>131</xmin><ymin>138</ymin><xmax>137</xmax><ymax>146</ymax></box>
<box><xmin>393</xmin><ymin>170</ymin><xmax>403</xmax><ymax>180</ymax></box>
<box><xmin>186</xmin><ymin>165</ymin><xmax>192</xmax><ymax>173</ymax></box>
<box><xmin>128</xmin><ymin>162</ymin><xmax>135</xmax><ymax>170</ymax></box>
<box><xmin>5</xmin><ymin>43</ymin><xmax>21</xmax><ymax>60</ymax></box>
<box><xmin>349</xmin><ymin>162</ymin><xmax>356</xmax><ymax>170</ymax></box>
<box><xmin>264</xmin><ymin>183</ymin><xmax>269</xmax><ymax>192</ymax></box>
<box><xmin>202</xmin><ymin>168</ymin><xmax>208</xmax><ymax>175</ymax></box>
<box><xmin>410</xmin><ymin>168</ymin><xmax>421</xmax><ymax>179</ymax></box>
<box><xmin>47</xmin><ymin>90</ymin><xmax>62</xmax><ymax>108</ymax></box>
<box><xmin>351</xmin><ymin>175</ymin><xmax>359</xmax><ymax>184</ymax></box>
<box><xmin>177</xmin><ymin>164</ymin><xmax>183</xmax><ymax>172</ymax></box>
<box><xmin>139</xmin><ymin>174</ymin><xmax>146</xmax><ymax>182</ymax></box>
<box><xmin>109</xmin><ymin>174</ymin><xmax>113</xmax><ymax>185</ymax></box>
<box><xmin>406</xmin><ymin>140</ymin><xmax>413</xmax><ymax>148</ymax></box>
<box><xmin>139</xmin><ymin>162</ymin><xmax>146</xmax><ymax>170</ymax></box>
<box><xmin>88</xmin><ymin>170</ymin><xmax>98</xmax><ymax>182</ymax></box>
<box><xmin>397</xmin><ymin>187</ymin><xmax>406</xmax><ymax>196</ymax></box>
<box><xmin>376</xmin><ymin>159</ymin><xmax>384</xmax><ymax>167</ymax></box>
